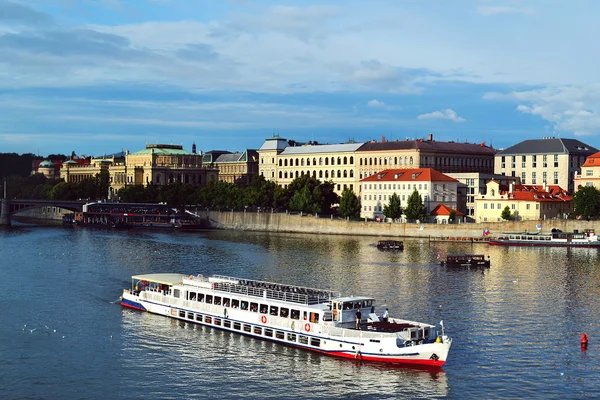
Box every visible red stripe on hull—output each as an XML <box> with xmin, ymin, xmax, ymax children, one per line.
<box><xmin>325</xmin><ymin>350</ymin><xmax>445</xmax><ymax>367</ymax></box>
<box><xmin>120</xmin><ymin>301</ymin><xmax>146</xmax><ymax>311</ymax></box>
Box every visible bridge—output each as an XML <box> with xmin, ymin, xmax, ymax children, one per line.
<box><xmin>1</xmin><ymin>198</ymin><xmax>88</xmax><ymax>226</ymax></box>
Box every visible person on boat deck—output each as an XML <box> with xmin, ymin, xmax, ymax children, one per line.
<box><xmin>355</xmin><ymin>308</ymin><xmax>362</xmax><ymax>329</ymax></box>
<box><xmin>382</xmin><ymin>308</ymin><xmax>389</xmax><ymax>323</ymax></box>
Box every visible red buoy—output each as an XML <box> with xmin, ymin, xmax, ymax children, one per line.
<box><xmin>581</xmin><ymin>333</ymin><xmax>589</xmax><ymax>348</ymax></box>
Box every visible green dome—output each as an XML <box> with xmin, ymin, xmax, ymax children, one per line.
<box><xmin>39</xmin><ymin>160</ymin><xmax>54</xmax><ymax>168</ymax></box>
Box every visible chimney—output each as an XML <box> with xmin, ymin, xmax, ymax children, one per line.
<box><xmin>382</xmin><ymin>135</ymin><xmax>386</xmax><ymax>142</ymax></box>
<box><xmin>509</xmin><ymin>182</ymin><xmax>514</xmax><ymax>193</ymax></box>
<box><xmin>427</xmin><ymin>133</ymin><xmax>433</xmax><ymax>141</ymax></box>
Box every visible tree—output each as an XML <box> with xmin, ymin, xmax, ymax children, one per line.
<box><xmin>501</xmin><ymin>206</ymin><xmax>512</xmax><ymax>221</ymax></box>
<box><xmin>285</xmin><ymin>175</ymin><xmax>339</xmax><ymax>214</ymax></box>
<box><xmin>289</xmin><ymin>185</ymin><xmax>317</xmax><ymax>213</ymax></box>
<box><xmin>404</xmin><ymin>189</ymin><xmax>427</xmax><ymax>221</ymax></box>
<box><xmin>339</xmin><ymin>188</ymin><xmax>361</xmax><ymax>218</ymax></box>
<box><xmin>383</xmin><ymin>192</ymin><xmax>402</xmax><ymax>220</ymax></box>
<box><xmin>449</xmin><ymin>210</ymin><xmax>456</xmax><ymax>223</ymax></box>
<box><xmin>572</xmin><ymin>186</ymin><xmax>600</xmax><ymax>220</ymax></box>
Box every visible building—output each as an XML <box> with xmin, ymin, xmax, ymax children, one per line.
<box><xmin>34</xmin><ymin>160</ymin><xmax>61</xmax><ymax>180</ymax></box>
<box><xmin>430</xmin><ymin>204</ymin><xmax>464</xmax><ymax>224</ymax></box>
<box><xmin>356</xmin><ymin>134</ymin><xmax>496</xmax><ymax>180</ymax></box>
<box><xmin>448</xmin><ymin>172</ymin><xmax>520</xmax><ymax>221</ymax></box>
<box><xmin>258</xmin><ymin>136</ymin><xmax>363</xmax><ymax>196</ymax></box>
<box><xmin>573</xmin><ymin>151</ymin><xmax>600</xmax><ymax>191</ymax></box>
<box><xmin>359</xmin><ymin>168</ymin><xmax>459</xmax><ymax>220</ymax></box>
<box><xmin>495</xmin><ymin>137</ymin><xmax>597</xmax><ymax>194</ymax></box>
<box><xmin>474</xmin><ymin>180</ymin><xmax>571</xmax><ymax>222</ymax></box>
<box><xmin>60</xmin><ymin>144</ymin><xmax>218</xmax><ymax>199</ymax></box>
<box><xmin>258</xmin><ymin>134</ymin><xmax>494</xmax><ymax>198</ymax></box>
<box><xmin>204</xmin><ymin>150</ymin><xmax>259</xmax><ymax>185</ymax></box>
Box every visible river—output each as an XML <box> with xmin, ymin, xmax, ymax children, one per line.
<box><xmin>1</xmin><ymin>223</ymin><xmax>599</xmax><ymax>399</ymax></box>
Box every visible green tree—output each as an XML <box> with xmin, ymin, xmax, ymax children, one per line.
<box><xmin>339</xmin><ymin>188</ymin><xmax>361</xmax><ymax>218</ymax></box>
<box><xmin>289</xmin><ymin>185</ymin><xmax>317</xmax><ymax>213</ymax></box>
<box><xmin>383</xmin><ymin>192</ymin><xmax>402</xmax><ymax>220</ymax></box>
<box><xmin>449</xmin><ymin>210</ymin><xmax>456</xmax><ymax>223</ymax></box>
<box><xmin>572</xmin><ymin>185</ymin><xmax>600</xmax><ymax>220</ymax></box>
<box><xmin>501</xmin><ymin>206</ymin><xmax>512</xmax><ymax>221</ymax></box>
<box><xmin>404</xmin><ymin>189</ymin><xmax>427</xmax><ymax>221</ymax></box>
<box><xmin>285</xmin><ymin>175</ymin><xmax>339</xmax><ymax>214</ymax></box>
<box><xmin>49</xmin><ymin>181</ymin><xmax>77</xmax><ymax>200</ymax></box>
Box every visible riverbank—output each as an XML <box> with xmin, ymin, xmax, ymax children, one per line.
<box><xmin>204</xmin><ymin>210</ymin><xmax>600</xmax><ymax>239</ymax></box>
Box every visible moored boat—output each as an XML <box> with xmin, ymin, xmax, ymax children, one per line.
<box><xmin>121</xmin><ymin>274</ymin><xmax>452</xmax><ymax>367</ymax></box>
<box><xmin>440</xmin><ymin>254</ymin><xmax>490</xmax><ymax>268</ymax></box>
<box><xmin>488</xmin><ymin>229</ymin><xmax>600</xmax><ymax>247</ymax></box>
<box><xmin>376</xmin><ymin>240</ymin><xmax>404</xmax><ymax>251</ymax></box>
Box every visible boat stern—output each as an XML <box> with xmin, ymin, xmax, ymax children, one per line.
<box><xmin>120</xmin><ymin>289</ymin><xmax>147</xmax><ymax>311</ymax></box>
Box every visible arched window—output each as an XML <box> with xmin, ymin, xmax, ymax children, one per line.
<box><xmin>319</xmin><ymin>158</ymin><xmax>323</xmax><ymax>165</ymax></box>
<box><xmin>330</xmin><ymin>157</ymin><xmax>334</xmax><ymax>165</ymax></box>
<box><xmin>332</xmin><ymin>170</ymin><xmax>336</xmax><ymax>178</ymax></box>
<box><xmin>284</xmin><ymin>159</ymin><xmax>288</xmax><ymax>167</ymax></box>
<box><xmin>384</xmin><ymin>158</ymin><xmax>387</xmax><ymax>165</ymax></box>
<box><xmin>312</xmin><ymin>171</ymin><xmax>316</xmax><ymax>178</ymax></box>
<box><xmin>325</xmin><ymin>158</ymin><xmax>329</xmax><ymax>166</ymax></box>
<box><xmin>337</xmin><ymin>170</ymin><xmax>341</xmax><ymax>178</ymax></box>
<box><xmin>325</xmin><ymin>170</ymin><xmax>329</xmax><ymax>178</ymax></box>
<box><xmin>307</xmin><ymin>158</ymin><xmax>310</xmax><ymax>166</ymax></box>
<box><xmin>360</xmin><ymin>158</ymin><xmax>363</xmax><ymax>166</ymax></box>
<box><xmin>319</xmin><ymin>170</ymin><xmax>323</xmax><ymax>178</ymax></box>
<box><xmin>410</xmin><ymin>157</ymin><xmax>413</xmax><ymax>165</ymax></box>
<box><xmin>350</xmin><ymin>170</ymin><xmax>354</xmax><ymax>178</ymax></box>
<box><xmin>279</xmin><ymin>159</ymin><xmax>282</xmax><ymax>167</ymax></box>
<box><xmin>295</xmin><ymin>158</ymin><xmax>299</xmax><ymax>166</ymax></box>
<box><xmin>389</xmin><ymin>157</ymin><xmax>393</xmax><ymax>165</ymax></box>
<box><xmin>394</xmin><ymin>157</ymin><xmax>398</xmax><ymax>164</ymax></box>
<box><xmin>404</xmin><ymin>156</ymin><xmax>408</xmax><ymax>165</ymax></box>
<box><xmin>296</xmin><ymin>171</ymin><xmax>299</xmax><ymax>178</ymax></box>
<box><xmin>337</xmin><ymin>157</ymin><xmax>341</xmax><ymax>165</ymax></box>
<box><xmin>284</xmin><ymin>172</ymin><xmax>288</xmax><ymax>179</ymax></box>
<box><xmin>344</xmin><ymin>156</ymin><xmax>347</xmax><ymax>164</ymax></box>
<box><xmin>301</xmin><ymin>158</ymin><xmax>305</xmax><ymax>166</ymax></box>
<box><xmin>369</xmin><ymin>158</ymin><xmax>373</xmax><ymax>166</ymax></box>
<box><xmin>349</xmin><ymin>156</ymin><xmax>354</xmax><ymax>164</ymax></box>
<box><xmin>343</xmin><ymin>170</ymin><xmax>347</xmax><ymax>178</ymax></box>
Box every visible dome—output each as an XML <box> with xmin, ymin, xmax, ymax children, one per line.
<box><xmin>39</xmin><ymin>160</ymin><xmax>54</xmax><ymax>168</ymax></box>
<box><xmin>64</xmin><ymin>160</ymin><xmax>78</xmax><ymax>165</ymax></box>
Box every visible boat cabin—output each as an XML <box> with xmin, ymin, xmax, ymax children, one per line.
<box><xmin>441</xmin><ymin>254</ymin><xmax>490</xmax><ymax>267</ymax></box>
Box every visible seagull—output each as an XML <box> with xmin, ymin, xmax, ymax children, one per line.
<box><xmin>45</xmin><ymin>325</ymin><xmax>49</xmax><ymax>330</ymax></box>
<box><xmin>29</xmin><ymin>328</ymin><xmax>36</xmax><ymax>333</ymax></box>
<box><xmin>512</xmin><ymin>279</ymin><xmax>519</xmax><ymax>283</ymax></box>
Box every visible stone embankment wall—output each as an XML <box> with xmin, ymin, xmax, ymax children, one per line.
<box><xmin>14</xmin><ymin>206</ymin><xmax>71</xmax><ymax>221</ymax></box>
<box><xmin>204</xmin><ymin>210</ymin><xmax>600</xmax><ymax>238</ymax></box>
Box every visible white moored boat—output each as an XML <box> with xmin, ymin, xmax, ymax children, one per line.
<box><xmin>121</xmin><ymin>273</ymin><xmax>452</xmax><ymax>367</ymax></box>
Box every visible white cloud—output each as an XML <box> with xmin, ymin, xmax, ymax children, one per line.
<box><xmin>476</xmin><ymin>6</ymin><xmax>534</xmax><ymax>16</ymax></box>
<box><xmin>417</xmin><ymin>109</ymin><xmax>466</xmax><ymax>123</ymax></box>
<box><xmin>367</xmin><ymin>99</ymin><xmax>385</xmax><ymax>107</ymax></box>
<box><xmin>484</xmin><ymin>84</ymin><xmax>600</xmax><ymax>135</ymax></box>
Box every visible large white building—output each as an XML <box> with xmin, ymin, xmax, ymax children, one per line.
<box><xmin>359</xmin><ymin>168</ymin><xmax>458</xmax><ymax>220</ymax></box>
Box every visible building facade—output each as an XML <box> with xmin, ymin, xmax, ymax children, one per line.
<box><xmin>204</xmin><ymin>150</ymin><xmax>259</xmax><ymax>185</ymax></box>
<box><xmin>474</xmin><ymin>180</ymin><xmax>571</xmax><ymax>222</ymax></box>
<box><xmin>359</xmin><ymin>168</ymin><xmax>459</xmax><ymax>220</ymax></box>
<box><xmin>573</xmin><ymin>151</ymin><xmax>600</xmax><ymax>191</ymax></box>
<box><xmin>495</xmin><ymin>137</ymin><xmax>597</xmax><ymax>194</ymax></box>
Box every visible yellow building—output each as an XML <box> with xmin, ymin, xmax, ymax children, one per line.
<box><xmin>474</xmin><ymin>180</ymin><xmax>571</xmax><ymax>222</ymax></box>
<box><xmin>61</xmin><ymin>144</ymin><xmax>218</xmax><ymax>199</ymax></box>
<box><xmin>495</xmin><ymin>137</ymin><xmax>597</xmax><ymax>194</ymax></box>
<box><xmin>204</xmin><ymin>150</ymin><xmax>259</xmax><ymax>185</ymax></box>
<box><xmin>573</xmin><ymin>151</ymin><xmax>600</xmax><ymax>190</ymax></box>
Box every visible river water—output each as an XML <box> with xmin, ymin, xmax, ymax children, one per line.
<box><xmin>1</xmin><ymin>223</ymin><xmax>599</xmax><ymax>399</ymax></box>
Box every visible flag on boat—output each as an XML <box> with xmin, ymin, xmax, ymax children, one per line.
<box><xmin>483</xmin><ymin>228</ymin><xmax>490</xmax><ymax>236</ymax></box>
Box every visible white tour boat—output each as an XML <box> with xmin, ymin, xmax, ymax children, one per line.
<box><xmin>121</xmin><ymin>273</ymin><xmax>452</xmax><ymax>367</ymax></box>
<box><xmin>488</xmin><ymin>229</ymin><xmax>600</xmax><ymax>248</ymax></box>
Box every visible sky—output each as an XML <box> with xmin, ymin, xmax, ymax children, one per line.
<box><xmin>1</xmin><ymin>0</ymin><xmax>600</xmax><ymax>157</ymax></box>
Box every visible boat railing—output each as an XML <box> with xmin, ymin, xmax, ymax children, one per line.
<box><xmin>212</xmin><ymin>281</ymin><xmax>330</xmax><ymax>305</ymax></box>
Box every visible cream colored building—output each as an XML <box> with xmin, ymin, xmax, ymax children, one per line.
<box><xmin>359</xmin><ymin>168</ymin><xmax>459</xmax><ymax>220</ymax></box>
<box><xmin>573</xmin><ymin>151</ymin><xmax>600</xmax><ymax>191</ymax></box>
<box><xmin>474</xmin><ymin>180</ymin><xmax>571</xmax><ymax>222</ymax></box>
<box><xmin>61</xmin><ymin>144</ymin><xmax>218</xmax><ymax>199</ymax></box>
<box><xmin>204</xmin><ymin>150</ymin><xmax>259</xmax><ymax>185</ymax></box>
<box><xmin>495</xmin><ymin>137</ymin><xmax>597</xmax><ymax>194</ymax></box>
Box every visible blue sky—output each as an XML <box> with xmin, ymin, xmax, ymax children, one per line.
<box><xmin>1</xmin><ymin>0</ymin><xmax>600</xmax><ymax>157</ymax></box>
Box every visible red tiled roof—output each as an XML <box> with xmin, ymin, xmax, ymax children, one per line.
<box><xmin>497</xmin><ymin>184</ymin><xmax>571</xmax><ymax>202</ymax></box>
<box><xmin>430</xmin><ymin>204</ymin><xmax>464</xmax><ymax>216</ymax></box>
<box><xmin>582</xmin><ymin>151</ymin><xmax>600</xmax><ymax>167</ymax></box>
<box><xmin>360</xmin><ymin>168</ymin><xmax>458</xmax><ymax>182</ymax></box>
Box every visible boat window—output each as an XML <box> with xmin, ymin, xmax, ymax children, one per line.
<box><xmin>309</xmin><ymin>312</ymin><xmax>319</xmax><ymax>323</ymax></box>
<box><xmin>250</xmin><ymin>302</ymin><xmax>258</xmax><ymax>312</ymax></box>
<box><xmin>287</xmin><ymin>333</ymin><xmax>297</xmax><ymax>342</ymax></box>
<box><xmin>224</xmin><ymin>320</ymin><xmax>231</xmax><ymax>328</ymax></box>
<box><xmin>411</xmin><ymin>330</ymin><xmax>418</xmax><ymax>339</ymax></box>
<box><xmin>275</xmin><ymin>331</ymin><xmax>285</xmax><ymax>339</ymax></box>
<box><xmin>366</xmin><ymin>300</ymin><xmax>372</xmax><ymax>307</ymax></box>
<box><xmin>223</xmin><ymin>298</ymin><xmax>230</xmax><ymax>307</ymax></box>
<box><xmin>254</xmin><ymin>326</ymin><xmax>262</xmax><ymax>335</ymax></box>
<box><xmin>299</xmin><ymin>335</ymin><xmax>309</xmax><ymax>345</ymax></box>
<box><xmin>240</xmin><ymin>301</ymin><xmax>248</xmax><ymax>311</ymax></box>
<box><xmin>424</xmin><ymin>328</ymin><xmax>429</xmax><ymax>338</ymax></box>
<box><xmin>196</xmin><ymin>314</ymin><xmax>202</xmax><ymax>322</ymax></box>
<box><xmin>198</xmin><ymin>293</ymin><xmax>204</xmax><ymax>302</ymax></box>
<box><xmin>179</xmin><ymin>310</ymin><xmax>185</xmax><ymax>318</ymax></box>
<box><xmin>214</xmin><ymin>318</ymin><xmax>221</xmax><ymax>326</ymax></box>
<box><xmin>233</xmin><ymin>322</ymin><xmax>241</xmax><ymax>330</ymax></box>
<box><xmin>189</xmin><ymin>292</ymin><xmax>197</xmax><ymax>301</ymax></box>
<box><xmin>243</xmin><ymin>324</ymin><xmax>251</xmax><ymax>333</ymax></box>
<box><xmin>323</xmin><ymin>311</ymin><xmax>333</xmax><ymax>321</ymax></box>
<box><xmin>174</xmin><ymin>289</ymin><xmax>180</xmax><ymax>298</ymax></box>
<box><xmin>270</xmin><ymin>306</ymin><xmax>279</xmax><ymax>316</ymax></box>
<box><xmin>259</xmin><ymin>304</ymin><xmax>268</xmax><ymax>313</ymax></box>
<box><xmin>354</xmin><ymin>302</ymin><xmax>361</xmax><ymax>309</ymax></box>
<box><xmin>291</xmin><ymin>309</ymin><xmax>300</xmax><ymax>320</ymax></box>
<box><xmin>214</xmin><ymin>296</ymin><xmax>221</xmax><ymax>305</ymax></box>
<box><xmin>205</xmin><ymin>316</ymin><xmax>212</xmax><ymax>324</ymax></box>
<box><xmin>343</xmin><ymin>302</ymin><xmax>352</xmax><ymax>310</ymax></box>
<box><xmin>232</xmin><ymin>299</ymin><xmax>239</xmax><ymax>309</ymax></box>
<box><xmin>310</xmin><ymin>338</ymin><xmax>321</xmax><ymax>347</ymax></box>
<box><xmin>264</xmin><ymin>329</ymin><xmax>273</xmax><ymax>337</ymax></box>
<box><xmin>362</xmin><ymin>301</ymin><xmax>368</xmax><ymax>308</ymax></box>
<box><xmin>303</xmin><ymin>311</ymin><xmax>308</xmax><ymax>321</ymax></box>
<box><xmin>206</xmin><ymin>295</ymin><xmax>213</xmax><ymax>304</ymax></box>
<box><xmin>187</xmin><ymin>312</ymin><xmax>194</xmax><ymax>319</ymax></box>
<box><xmin>280</xmin><ymin>307</ymin><xmax>289</xmax><ymax>318</ymax></box>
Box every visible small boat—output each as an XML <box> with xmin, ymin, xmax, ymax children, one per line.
<box><xmin>121</xmin><ymin>274</ymin><xmax>452</xmax><ymax>367</ymax></box>
<box><xmin>488</xmin><ymin>229</ymin><xmax>600</xmax><ymax>247</ymax></box>
<box><xmin>440</xmin><ymin>254</ymin><xmax>490</xmax><ymax>268</ymax></box>
<box><xmin>376</xmin><ymin>240</ymin><xmax>404</xmax><ymax>251</ymax></box>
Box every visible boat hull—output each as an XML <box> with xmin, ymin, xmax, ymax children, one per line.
<box><xmin>488</xmin><ymin>240</ymin><xmax>600</xmax><ymax>248</ymax></box>
<box><xmin>121</xmin><ymin>291</ymin><xmax>450</xmax><ymax>367</ymax></box>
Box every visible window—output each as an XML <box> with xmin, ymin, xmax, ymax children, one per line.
<box><xmin>280</xmin><ymin>307</ymin><xmax>289</xmax><ymax>318</ymax></box>
<box><xmin>526</xmin><ymin>204</ymin><xmax>530</xmax><ymax>210</ymax></box>
<box><xmin>206</xmin><ymin>295</ymin><xmax>213</xmax><ymax>304</ymax></box>
<box><xmin>254</xmin><ymin>326</ymin><xmax>262</xmax><ymax>335</ymax></box>
<box><xmin>554</xmin><ymin>154</ymin><xmax>559</xmax><ymax>167</ymax></box>
<box><xmin>521</xmin><ymin>172</ymin><xmax>526</xmax><ymax>184</ymax></box>
<box><xmin>554</xmin><ymin>171</ymin><xmax>559</xmax><ymax>184</ymax></box>
<box><xmin>264</xmin><ymin>329</ymin><xmax>273</xmax><ymax>337</ymax></box>
<box><xmin>291</xmin><ymin>309</ymin><xmax>300</xmax><ymax>320</ymax></box>
<box><xmin>532</xmin><ymin>172</ymin><xmax>537</xmax><ymax>184</ymax></box>
<box><xmin>532</xmin><ymin>155</ymin><xmax>537</xmax><ymax>168</ymax></box>
<box><xmin>497</xmin><ymin>203</ymin><xmax>501</xmax><ymax>209</ymax></box>
<box><xmin>586</xmin><ymin>170</ymin><xmax>593</xmax><ymax>177</ymax></box>
<box><xmin>260</xmin><ymin>303</ymin><xmax>268</xmax><ymax>313</ymax></box>
<box><xmin>287</xmin><ymin>333</ymin><xmax>297</xmax><ymax>342</ymax></box>
<box><xmin>232</xmin><ymin>299</ymin><xmax>239</xmax><ymax>308</ymax></box>
<box><xmin>270</xmin><ymin>306</ymin><xmax>279</xmax><ymax>316</ymax></box>
<box><xmin>543</xmin><ymin>155</ymin><xmax>547</xmax><ymax>167</ymax></box>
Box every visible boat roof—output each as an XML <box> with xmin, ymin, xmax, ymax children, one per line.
<box><xmin>132</xmin><ymin>273</ymin><xmax>186</xmax><ymax>285</ymax></box>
